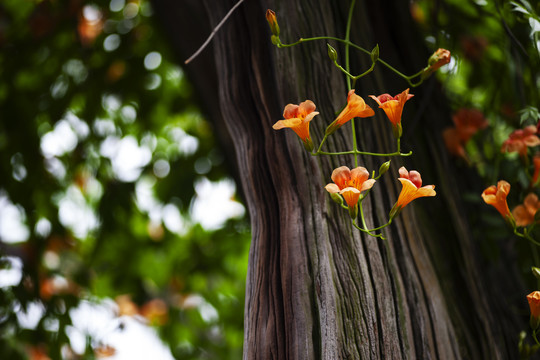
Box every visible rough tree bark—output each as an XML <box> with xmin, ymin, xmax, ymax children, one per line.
<box><xmin>154</xmin><ymin>0</ymin><xmax>525</xmax><ymax>358</ymax></box>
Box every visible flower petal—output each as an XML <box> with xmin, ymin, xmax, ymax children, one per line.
<box><xmin>298</xmin><ymin>100</ymin><xmax>316</xmax><ymax>118</ymax></box>
<box><xmin>324</xmin><ymin>183</ymin><xmax>340</xmax><ymax>194</ymax></box>
<box><xmin>398</xmin><ymin>166</ymin><xmax>409</xmax><ymax>179</ymax></box>
<box><xmin>360</xmin><ymin>178</ymin><xmax>376</xmax><ymax>192</ymax></box>
<box><xmin>340</xmin><ymin>187</ymin><xmax>361</xmax><ymax>208</ymax></box>
<box><xmin>350</xmin><ymin>166</ymin><xmax>370</xmax><ymax>185</ymax></box>
<box><xmin>283</xmin><ymin>104</ymin><xmax>299</xmax><ymax>119</ymax></box>
<box><xmin>272</xmin><ymin>118</ymin><xmax>302</xmax><ymax>130</ymax></box>
<box><xmin>304</xmin><ymin>111</ymin><xmax>320</xmax><ymax>123</ymax></box>
<box><xmin>331</xmin><ymin>166</ymin><xmax>351</xmax><ymax>189</ymax></box>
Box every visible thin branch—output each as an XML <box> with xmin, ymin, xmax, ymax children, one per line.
<box><xmin>184</xmin><ymin>0</ymin><xmax>246</xmax><ymax>64</ymax></box>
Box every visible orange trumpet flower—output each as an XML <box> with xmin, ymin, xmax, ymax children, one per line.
<box><xmin>481</xmin><ymin>180</ymin><xmax>512</xmax><ymax>221</ymax></box>
<box><xmin>325</xmin><ymin>166</ymin><xmax>376</xmax><ymax>215</ymax></box>
<box><xmin>389</xmin><ymin>166</ymin><xmax>436</xmax><ymax>218</ymax></box>
<box><xmin>512</xmin><ymin>193</ymin><xmax>540</xmax><ymax>227</ymax></box>
<box><xmin>273</xmin><ymin>100</ymin><xmax>319</xmax><ymax>151</ymax></box>
<box><xmin>325</xmin><ymin>90</ymin><xmax>374</xmax><ymax>136</ymax></box>
<box><xmin>369</xmin><ymin>89</ymin><xmax>414</xmax><ymax>138</ymax></box>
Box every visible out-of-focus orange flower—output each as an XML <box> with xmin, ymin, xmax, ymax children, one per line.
<box><xmin>389</xmin><ymin>166</ymin><xmax>436</xmax><ymax>218</ymax></box>
<box><xmin>39</xmin><ymin>276</ymin><xmax>79</xmax><ymax>300</ymax></box>
<box><xmin>409</xmin><ymin>2</ymin><xmax>426</xmax><ymax>25</ymax></box>
<box><xmin>140</xmin><ymin>298</ymin><xmax>169</xmax><ymax>326</ymax></box>
<box><xmin>369</xmin><ymin>88</ymin><xmax>413</xmax><ymax>138</ymax></box>
<box><xmin>460</xmin><ymin>36</ymin><xmax>488</xmax><ymax>62</ymax></box>
<box><xmin>481</xmin><ymin>180</ymin><xmax>512</xmax><ymax>220</ymax></box>
<box><xmin>273</xmin><ymin>100</ymin><xmax>319</xmax><ymax>151</ymax></box>
<box><xmin>443</xmin><ymin>127</ymin><xmax>467</xmax><ymax>160</ymax></box>
<box><xmin>443</xmin><ymin>108</ymin><xmax>488</xmax><ymax>160</ymax></box>
<box><xmin>501</xmin><ymin>125</ymin><xmax>540</xmax><ymax>157</ymax></box>
<box><xmin>325</xmin><ymin>90</ymin><xmax>374</xmax><ymax>135</ymax></box>
<box><xmin>452</xmin><ymin>108</ymin><xmax>488</xmax><ymax>142</ymax></box>
<box><xmin>512</xmin><ymin>193</ymin><xmax>540</xmax><ymax>227</ymax></box>
<box><xmin>95</xmin><ymin>345</ymin><xmax>116</xmax><ymax>358</ymax></box>
<box><xmin>532</xmin><ymin>154</ymin><xmax>540</xmax><ymax>187</ymax></box>
<box><xmin>77</xmin><ymin>6</ymin><xmax>104</xmax><ymax>47</ymax></box>
<box><xmin>325</xmin><ymin>166</ymin><xmax>376</xmax><ymax>209</ymax></box>
<box><xmin>528</xmin><ymin>291</ymin><xmax>540</xmax><ymax>329</ymax></box>
<box><xmin>27</xmin><ymin>346</ymin><xmax>51</xmax><ymax>360</ymax></box>
<box><xmin>106</xmin><ymin>60</ymin><xmax>127</xmax><ymax>83</ymax></box>
<box><xmin>115</xmin><ymin>295</ymin><xmax>139</xmax><ymax>316</ymax></box>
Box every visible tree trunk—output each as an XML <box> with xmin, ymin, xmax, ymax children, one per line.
<box><xmin>154</xmin><ymin>0</ymin><xmax>525</xmax><ymax>358</ymax></box>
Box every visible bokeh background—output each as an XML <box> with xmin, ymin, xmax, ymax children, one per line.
<box><xmin>0</xmin><ymin>0</ymin><xmax>249</xmax><ymax>359</ymax></box>
<box><xmin>1</xmin><ymin>0</ymin><xmax>540</xmax><ymax>359</ymax></box>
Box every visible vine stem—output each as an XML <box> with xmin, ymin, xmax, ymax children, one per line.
<box><xmin>314</xmin><ymin>150</ymin><xmax>412</xmax><ymax>157</ymax></box>
<box><xmin>345</xmin><ymin>0</ymin><xmax>358</xmax><ymax>167</ymax></box>
<box><xmin>278</xmin><ymin>36</ymin><xmax>426</xmax><ymax>87</ymax></box>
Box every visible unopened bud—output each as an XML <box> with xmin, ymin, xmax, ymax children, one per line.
<box><xmin>330</xmin><ymin>193</ymin><xmax>343</xmax><ymax>205</ymax></box>
<box><xmin>266</xmin><ymin>9</ymin><xmax>280</xmax><ymax>37</ymax></box>
<box><xmin>327</xmin><ymin>44</ymin><xmax>338</xmax><ymax>62</ymax></box>
<box><xmin>378</xmin><ymin>161</ymin><xmax>391</xmax><ymax>177</ymax></box>
<box><xmin>427</xmin><ymin>48</ymin><xmax>451</xmax><ymax>70</ymax></box>
<box><xmin>370</xmin><ymin>44</ymin><xmax>379</xmax><ymax>63</ymax></box>
<box><xmin>422</xmin><ymin>48</ymin><xmax>451</xmax><ymax>80</ymax></box>
<box><xmin>533</xmin><ymin>267</ymin><xmax>540</xmax><ymax>280</ymax></box>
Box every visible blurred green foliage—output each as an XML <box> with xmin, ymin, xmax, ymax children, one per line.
<box><xmin>0</xmin><ymin>0</ymin><xmax>249</xmax><ymax>359</ymax></box>
<box><xmin>414</xmin><ymin>0</ymin><xmax>540</xmax><ymax>270</ymax></box>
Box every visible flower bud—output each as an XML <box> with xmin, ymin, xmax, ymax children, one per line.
<box><xmin>266</xmin><ymin>9</ymin><xmax>280</xmax><ymax>37</ymax></box>
<box><xmin>528</xmin><ymin>291</ymin><xmax>540</xmax><ymax>330</ymax></box>
<box><xmin>428</xmin><ymin>48</ymin><xmax>451</xmax><ymax>70</ymax></box>
<box><xmin>370</xmin><ymin>44</ymin><xmax>379</xmax><ymax>63</ymax></box>
<box><xmin>378</xmin><ymin>161</ymin><xmax>391</xmax><ymax>177</ymax></box>
<box><xmin>422</xmin><ymin>48</ymin><xmax>451</xmax><ymax>80</ymax></box>
<box><xmin>327</xmin><ymin>44</ymin><xmax>338</xmax><ymax>62</ymax></box>
<box><xmin>329</xmin><ymin>192</ymin><xmax>343</xmax><ymax>205</ymax></box>
<box><xmin>533</xmin><ymin>267</ymin><xmax>540</xmax><ymax>280</ymax></box>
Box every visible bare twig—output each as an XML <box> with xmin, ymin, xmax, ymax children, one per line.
<box><xmin>184</xmin><ymin>0</ymin><xmax>246</xmax><ymax>64</ymax></box>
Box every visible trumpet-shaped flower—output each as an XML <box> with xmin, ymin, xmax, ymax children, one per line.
<box><xmin>389</xmin><ymin>166</ymin><xmax>436</xmax><ymax>218</ymax></box>
<box><xmin>528</xmin><ymin>291</ymin><xmax>540</xmax><ymax>329</ymax></box>
<box><xmin>501</xmin><ymin>125</ymin><xmax>540</xmax><ymax>157</ymax></box>
<box><xmin>273</xmin><ymin>100</ymin><xmax>319</xmax><ymax>151</ymax></box>
<box><xmin>325</xmin><ymin>90</ymin><xmax>374</xmax><ymax>136</ymax></box>
<box><xmin>443</xmin><ymin>127</ymin><xmax>467</xmax><ymax>160</ymax></box>
<box><xmin>325</xmin><ymin>166</ymin><xmax>376</xmax><ymax>209</ymax></box>
<box><xmin>452</xmin><ymin>108</ymin><xmax>488</xmax><ymax>142</ymax></box>
<box><xmin>443</xmin><ymin>108</ymin><xmax>488</xmax><ymax>160</ymax></box>
<box><xmin>512</xmin><ymin>193</ymin><xmax>540</xmax><ymax>227</ymax></box>
<box><xmin>481</xmin><ymin>180</ymin><xmax>512</xmax><ymax>220</ymax></box>
<box><xmin>369</xmin><ymin>89</ymin><xmax>414</xmax><ymax>138</ymax></box>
